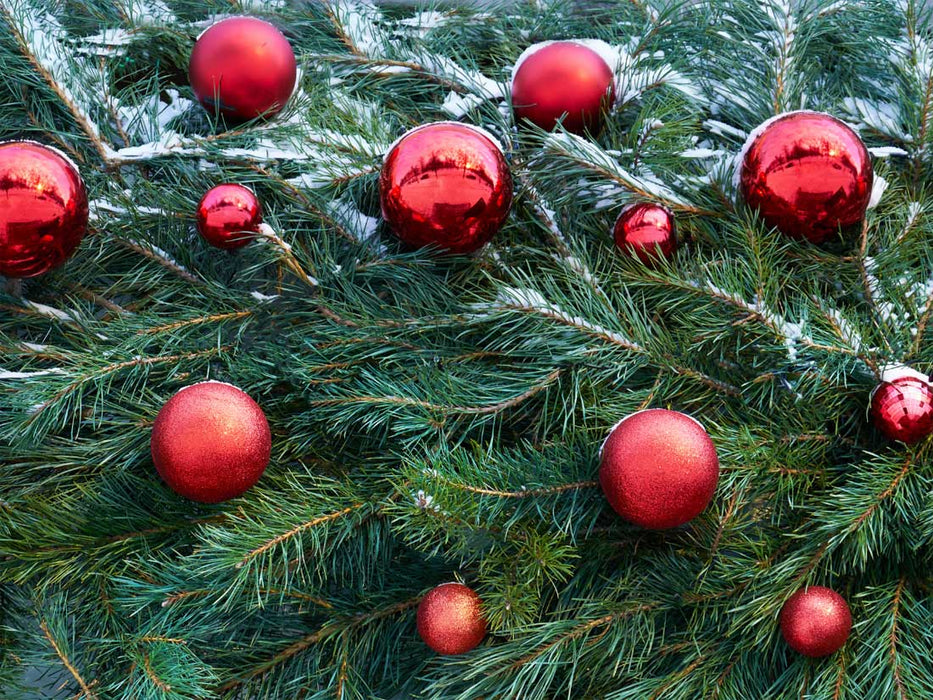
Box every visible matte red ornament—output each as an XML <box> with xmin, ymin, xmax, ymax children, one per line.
<box><xmin>196</xmin><ymin>184</ymin><xmax>262</xmax><ymax>249</ymax></box>
<box><xmin>780</xmin><ymin>586</ymin><xmax>852</xmax><ymax>657</ymax></box>
<box><xmin>0</xmin><ymin>141</ymin><xmax>88</xmax><ymax>278</ymax></box>
<box><xmin>380</xmin><ymin>122</ymin><xmax>513</xmax><ymax>254</ymax></box>
<box><xmin>613</xmin><ymin>202</ymin><xmax>677</xmax><ymax>264</ymax></box>
<box><xmin>417</xmin><ymin>582</ymin><xmax>487</xmax><ymax>655</ymax></box>
<box><xmin>189</xmin><ymin>16</ymin><xmax>297</xmax><ymax>121</ymax></box>
<box><xmin>511</xmin><ymin>41</ymin><xmax>614</xmax><ymax>134</ymax></box>
<box><xmin>870</xmin><ymin>376</ymin><xmax>933</xmax><ymax>444</ymax></box>
<box><xmin>739</xmin><ymin>111</ymin><xmax>873</xmax><ymax>243</ymax></box>
<box><xmin>599</xmin><ymin>409</ymin><xmax>719</xmax><ymax>529</ymax></box>
<box><xmin>151</xmin><ymin>381</ymin><xmax>271</xmax><ymax>503</ymax></box>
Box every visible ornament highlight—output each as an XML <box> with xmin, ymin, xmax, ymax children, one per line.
<box><xmin>780</xmin><ymin>586</ymin><xmax>852</xmax><ymax>657</ymax></box>
<box><xmin>380</xmin><ymin>122</ymin><xmax>513</xmax><ymax>254</ymax></box>
<box><xmin>599</xmin><ymin>409</ymin><xmax>719</xmax><ymax>529</ymax></box>
<box><xmin>196</xmin><ymin>184</ymin><xmax>262</xmax><ymax>249</ymax></box>
<box><xmin>613</xmin><ymin>202</ymin><xmax>677</xmax><ymax>264</ymax></box>
<box><xmin>870</xmin><ymin>375</ymin><xmax>933</xmax><ymax>444</ymax></box>
<box><xmin>151</xmin><ymin>381</ymin><xmax>271</xmax><ymax>503</ymax></box>
<box><xmin>511</xmin><ymin>41</ymin><xmax>615</xmax><ymax>134</ymax></box>
<box><xmin>738</xmin><ymin>111</ymin><xmax>873</xmax><ymax>243</ymax></box>
<box><xmin>189</xmin><ymin>16</ymin><xmax>297</xmax><ymax>121</ymax></box>
<box><xmin>0</xmin><ymin>141</ymin><xmax>88</xmax><ymax>278</ymax></box>
<box><xmin>417</xmin><ymin>582</ymin><xmax>487</xmax><ymax>655</ymax></box>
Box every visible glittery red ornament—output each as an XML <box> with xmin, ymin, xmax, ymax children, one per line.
<box><xmin>599</xmin><ymin>409</ymin><xmax>719</xmax><ymax>529</ymax></box>
<box><xmin>0</xmin><ymin>141</ymin><xmax>88</xmax><ymax>278</ymax></box>
<box><xmin>380</xmin><ymin>122</ymin><xmax>513</xmax><ymax>254</ymax></box>
<box><xmin>151</xmin><ymin>381</ymin><xmax>271</xmax><ymax>503</ymax></box>
<box><xmin>511</xmin><ymin>41</ymin><xmax>614</xmax><ymax>134</ymax></box>
<box><xmin>417</xmin><ymin>582</ymin><xmax>486</xmax><ymax>655</ymax></box>
<box><xmin>780</xmin><ymin>586</ymin><xmax>852</xmax><ymax>657</ymax></box>
<box><xmin>739</xmin><ymin>111</ymin><xmax>873</xmax><ymax>243</ymax></box>
<box><xmin>613</xmin><ymin>202</ymin><xmax>677</xmax><ymax>264</ymax></box>
<box><xmin>870</xmin><ymin>376</ymin><xmax>933</xmax><ymax>444</ymax></box>
<box><xmin>189</xmin><ymin>16</ymin><xmax>297</xmax><ymax>121</ymax></box>
<box><xmin>196</xmin><ymin>184</ymin><xmax>262</xmax><ymax>250</ymax></box>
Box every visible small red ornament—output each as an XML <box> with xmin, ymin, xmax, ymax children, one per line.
<box><xmin>417</xmin><ymin>582</ymin><xmax>487</xmax><ymax>655</ymax></box>
<box><xmin>599</xmin><ymin>409</ymin><xmax>719</xmax><ymax>529</ymax></box>
<box><xmin>151</xmin><ymin>381</ymin><xmax>271</xmax><ymax>503</ymax></box>
<box><xmin>780</xmin><ymin>586</ymin><xmax>852</xmax><ymax>657</ymax></box>
<box><xmin>613</xmin><ymin>202</ymin><xmax>677</xmax><ymax>264</ymax></box>
<box><xmin>196</xmin><ymin>184</ymin><xmax>262</xmax><ymax>249</ymax></box>
<box><xmin>0</xmin><ymin>141</ymin><xmax>88</xmax><ymax>278</ymax></box>
<box><xmin>870</xmin><ymin>375</ymin><xmax>933</xmax><ymax>444</ymax></box>
<box><xmin>511</xmin><ymin>41</ymin><xmax>615</xmax><ymax>134</ymax></box>
<box><xmin>380</xmin><ymin>122</ymin><xmax>513</xmax><ymax>254</ymax></box>
<box><xmin>189</xmin><ymin>16</ymin><xmax>297</xmax><ymax>121</ymax></box>
<box><xmin>739</xmin><ymin>111</ymin><xmax>873</xmax><ymax>243</ymax></box>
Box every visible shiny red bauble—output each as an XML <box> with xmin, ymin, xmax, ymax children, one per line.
<box><xmin>0</xmin><ymin>141</ymin><xmax>88</xmax><ymax>278</ymax></box>
<box><xmin>417</xmin><ymin>582</ymin><xmax>487</xmax><ymax>655</ymax></box>
<box><xmin>196</xmin><ymin>184</ymin><xmax>262</xmax><ymax>249</ymax></box>
<box><xmin>380</xmin><ymin>122</ymin><xmax>513</xmax><ymax>254</ymax></box>
<box><xmin>189</xmin><ymin>16</ymin><xmax>297</xmax><ymax>121</ymax></box>
<box><xmin>511</xmin><ymin>41</ymin><xmax>614</xmax><ymax>134</ymax></box>
<box><xmin>870</xmin><ymin>376</ymin><xmax>933</xmax><ymax>444</ymax></box>
<box><xmin>151</xmin><ymin>381</ymin><xmax>271</xmax><ymax>503</ymax></box>
<box><xmin>739</xmin><ymin>111</ymin><xmax>873</xmax><ymax>243</ymax></box>
<box><xmin>613</xmin><ymin>202</ymin><xmax>677</xmax><ymax>264</ymax></box>
<box><xmin>780</xmin><ymin>586</ymin><xmax>852</xmax><ymax>657</ymax></box>
<box><xmin>599</xmin><ymin>409</ymin><xmax>719</xmax><ymax>529</ymax></box>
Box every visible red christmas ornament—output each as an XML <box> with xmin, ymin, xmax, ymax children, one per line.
<box><xmin>613</xmin><ymin>202</ymin><xmax>677</xmax><ymax>264</ymax></box>
<box><xmin>511</xmin><ymin>41</ymin><xmax>615</xmax><ymax>134</ymax></box>
<box><xmin>870</xmin><ymin>375</ymin><xmax>933</xmax><ymax>444</ymax></box>
<box><xmin>739</xmin><ymin>111</ymin><xmax>873</xmax><ymax>243</ymax></box>
<box><xmin>189</xmin><ymin>16</ymin><xmax>297</xmax><ymax>121</ymax></box>
<box><xmin>380</xmin><ymin>122</ymin><xmax>513</xmax><ymax>254</ymax></box>
<box><xmin>151</xmin><ymin>381</ymin><xmax>271</xmax><ymax>503</ymax></box>
<box><xmin>599</xmin><ymin>409</ymin><xmax>719</xmax><ymax>529</ymax></box>
<box><xmin>196</xmin><ymin>184</ymin><xmax>262</xmax><ymax>249</ymax></box>
<box><xmin>417</xmin><ymin>582</ymin><xmax>487</xmax><ymax>655</ymax></box>
<box><xmin>780</xmin><ymin>586</ymin><xmax>852</xmax><ymax>657</ymax></box>
<box><xmin>0</xmin><ymin>141</ymin><xmax>88</xmax><ymax>278</ymax></box>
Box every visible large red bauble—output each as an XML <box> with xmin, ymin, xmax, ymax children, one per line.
<box><xmin>599</xmin><ymin>409</ymin><xmax>719</xmax><ymax>529</ymax></box>
<box><xmin>417</xmin><ymin>582</ymin><xmax>487</xmax><ymax>655</ymax></box>
<box><xmin>151</xmin><ymin>381</ymin><xmax>271</xmax><ymax>503</ymax></box>
<box><xmin>870</xmin><ymin>375</ymin><xmax>933</xmax><ymax>444</ymax></box>
<box><xmin>613</xmin><ymin>202</ymin><xmax>677</xmax><ymax>264</ymax></box>
<box><xmin>189</xmin><ymin>17</ymin><xmax>297</xmax><ymax>121</ymax></box>
<box><xmin>0</xmin><ymin>141</ymin><xmax>88</xmax><ymax>278</ymax></box>
<box><xmin>196</xmin><ymin>184</ymin><xmax>262</xmax><ymax>250</ymax></box>
<box><xmin>379</xmin><ymin>122</ymin><xmax>513</xmax><ymax>254</ymax></box>
<box><xmin>739</xmin><ymin>111</ymin><xmax>873</xmax><ymax>243</ymax></box>
<box><xmin>511</xmin><ymin>41</ymin><xmax>614</xmax><ymax>134</ymax></box>
<box><xmin>780</xmin><ymin>586</ymin><xmax>852</xmax><ymax>657</ymax></box>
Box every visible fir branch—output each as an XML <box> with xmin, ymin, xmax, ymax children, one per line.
<box><xmin>39</xmin><ymin>619</ymin><xmax>98</xmax><ymax>700</ymax></box>
<box><xmin>440</xmin><ymin>479</ymin><xmax>599</xmax><ymax>499</ymax></box>
<box><xmin>889</xmin><ymin>576</ymin><xmax>907</xmax><ymax>700</ymax></box>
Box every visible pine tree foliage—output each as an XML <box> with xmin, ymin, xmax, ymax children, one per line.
<box><xmin>2</xmin><ymin>0</ymin><xmax>933</xmax><ymax>697</ymax></box>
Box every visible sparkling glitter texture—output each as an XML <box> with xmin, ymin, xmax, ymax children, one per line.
<box><xmin>151</xmin><ymin>381</ymin><xmax>271</xmax><ymax>503</ymax></box>
<box><xmin>780</xmin><ymin>586</ymin><xmax>852</xmax><ymax>657</ymax></box>
<box><xmin>613</xmin><ymin>202</ymin><xmax>677</xmax><ymax>264</ymax></box>
<box><xmin>196</xmin><ymin>184</ymin><xmax>263</xmax><ymax>249</ymax></box>
<box><xmin>870</xmin><ymin>376</ymin><xmax>933</xmax><ymax>444</ymax></box>
<box><xmin>416</xmin><ymin>582</ymin><xmax>487</xmax><ymax>655</ymax></box>
<box><xmin>599</xmin><ymin>409</ymin><xmax>719</xmax><ymax>529</ymax></box>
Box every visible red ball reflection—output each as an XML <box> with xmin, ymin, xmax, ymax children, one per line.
<box><xmin>613</xmin><ymin>202</ymin><xmax>677</xmax><ymax>264</ymax></box>
<box><xmin>870</xmin><ymin>376</ymin><xmax>933</xmax><ymax>444</ymax></box>
<box><xmin>196</xmin><ymin>184</ymin><xmax>262</xmax><ymax>250</ymax></box>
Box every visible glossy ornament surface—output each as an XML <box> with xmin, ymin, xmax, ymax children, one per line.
<box><xmin>189</xmin><ymin>16</ymin><xmax>297</xmax><ymax>121</ymax></box>
<box><xmin>151</xmin><ymin>381</ymin><xmax>271</xmax><ymax>503</ymax></box>
<box><xmin>0</xmin><ymin>141</ymin><xmax>88</xmax><ymax>278</ymax></box>
<box><xmin>780</xmin><ymin>586</ymin><xmax>852</xmax><ymax>657</ymax></box>
<box><xmin>196</xmin><ymin>184</ymin><xmax>262</xmax><ymax>249</ymax></box>
<box><xmin>870</xmin><ymin>376</ymin><xmax>933</xmax><ymax>444</ymax></box>
<box><xmin>380</xmin><ymin>122</ymin><xmax>513</xmax><ymax>254</ymax></box>
<box><xmin>613</xmin><ymin>202</ymin><xmax>677</xmax><ymax>264</ymax></box>
<box><xmin>511</xmin><ymin>41</ymin><xmax>614</xmax><ymax>134</ymax></box>
<box><xmin>599</xmin><ymin>409</ymin><xmax>719</xmax><ymax>529</ymax></box>
<box><xmin>417</xmin><ymin>582</ymin><xmax>487</xmax><ymax>655</ymax></box>
<box><xmin>739</xmin><ymin>111</ymin><xmax>873</xmax><ymax>243</ymax></box>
